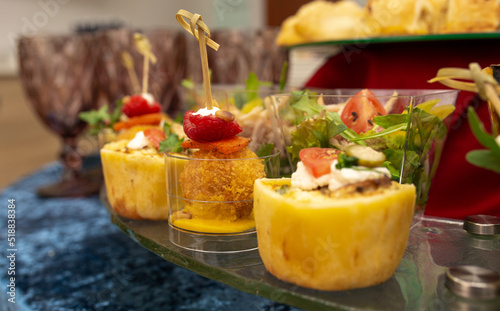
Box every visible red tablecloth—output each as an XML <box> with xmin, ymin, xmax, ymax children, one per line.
<box><xmin>305</xmin><ymin>38</ymin><xmax>500</xmax><ymax>219</ymax></box>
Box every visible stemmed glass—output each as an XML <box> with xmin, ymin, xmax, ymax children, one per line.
<box><xmin>18</xmin><ymin>34</ymin><xmax>101</xmax><ymax>197</ymax></box>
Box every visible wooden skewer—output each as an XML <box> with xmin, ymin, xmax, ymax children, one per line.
<box><xmin>121</xmin><ymin>51</ymin><xmax>141</xmax><ymax>94</ymax></box>
<box><xmin>133</xmin><ymin>33</ymin><xmax>157</xmax><ymax>95</ymax></box>
<box><xmin>176</xmin><ymin>9</ymin><xmax>220</xmax><ymax>110</ymax></box>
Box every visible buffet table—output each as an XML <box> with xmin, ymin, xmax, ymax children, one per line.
<box><xmin>2</xmin><ymin>159</ymin><xmax>499</xmax><ymax>310</ymax></box>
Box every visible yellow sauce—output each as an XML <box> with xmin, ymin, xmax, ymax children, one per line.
<box><xmin>170</xmin><ymin>214</ymin><xmax>255</xmax><ymax>233</ymax></box>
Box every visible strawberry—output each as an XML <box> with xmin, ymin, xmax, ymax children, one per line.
<box><xmin>122</xmin><ymin>95</ymin><xmax>161</xmax><ymax>118</ymax></box>
<box><xmin>183</xmin><ymin>110</ymin><xmax>242</xmax><ymax>142</ymax></box>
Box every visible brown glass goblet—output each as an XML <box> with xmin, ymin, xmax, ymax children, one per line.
<box><xmin>18</xmin><ymin>34</ymin><xmax>101</xmax><ymax>197</ymax></box>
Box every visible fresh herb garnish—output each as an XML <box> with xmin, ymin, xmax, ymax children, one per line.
<box><xmin>335</xmin><ymin>153</ymin><xmax>358</xmax><ymax>169</ymax></box>
<box><xmin>158</xmin><ymin>122</ymin><xmax>184</xmax><ymax>153</ymax></box>
<box><xmin>79</xmin><ymin>100</ymin><xmax>123</xmax><ymax>135</ymax></box>
<box><xmin>256</xmin><ymin>143</ymin><xmax>275</xmax><ymax>157</ymax></box>
<box><xmin>286</xmin><ymin>93</ymin><xmax>365</xmax><ymax>167</ymax></box>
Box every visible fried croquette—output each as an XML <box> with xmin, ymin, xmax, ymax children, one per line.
<box><xmin>179</xmin><ymin>147</ymin><xmax>266</xmax><ymax>221</ymax></box>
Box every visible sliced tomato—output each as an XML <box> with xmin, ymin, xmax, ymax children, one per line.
<box><xmin>299</xmin><ymin>148</ymin><xmax>340</xmax><ymax>178</ymax></box>
<box><xmin>144</xmin><ymin>128</ymin><xmax>166</xmax><ymax>149</ymax></box>
<box><xmin>340</xmin><ymin>89</ymin><xmax>387</xmax><ymax>134</ymax></box>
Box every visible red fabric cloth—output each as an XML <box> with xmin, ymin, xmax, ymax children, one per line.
<box><xmin>305</xmin><ymin>39</ymin><xmax>500</xmax><ymax>219</ymax></box>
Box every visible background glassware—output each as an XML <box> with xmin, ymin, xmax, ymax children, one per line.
<box><xmin>271</xmin><ymin>89</ymin><xmax>460</xmax><ymax>213</ymax></box>
<box><xmin>184</xmin><ymin>28</ymin><xmax>288</xmax><ymax>85</ymax></box>
<box><xmin>93</xmin><ymin>28</ymin><xmax>188</xmax><ymax>117</ymax></box>
<box><xmin>18</xmin><ymin>34</ymin><xmax>101</xmax><ymax>197</ymax></box>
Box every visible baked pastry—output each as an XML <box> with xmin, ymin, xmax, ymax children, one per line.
<box><xmin>440</xmin><ymin>0</ymin><xmax>500</xmax><ymax>33</ymax></box>
<box><xmin>101</xmin><ymin>137</ymin><xmax>168</xmax><ymax>220</ymax></box>
<box><xmin>276</xmin><ymin>0</ymin><xmax>365</xmax><ymax>46</ymax></box>
<box><xmin>364</xmin><ymin>0</ymin><xmax>447</xmax><ymax>35</ymax></box>
<box><xmin>253</xmin><ymin>147</ymin><xmax>416</xmax><ymax>291</ymax></box>
<box><xmin>99</xmin><ymin>94</ymin><xmax>184</xmax><ymax>220</ymax></box>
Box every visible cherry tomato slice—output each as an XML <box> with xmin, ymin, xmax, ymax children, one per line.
<box><xmin>299</xmin><ymin>148</ymin><xmax>340</xmax><ymax>178</ymax></box>
<box><xmin>340</xmin><ymin>89</ymin><xmax>387</xmax><ymax>134</ymax></box>
<box><xmin>144</xmin><ymin>128</ymin><xmax>166</xmax><ymax>149</ymax></box>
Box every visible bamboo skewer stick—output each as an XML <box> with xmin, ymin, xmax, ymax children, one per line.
<box><xmin>133</xmin><ymin>33</ymin><xmax>157</xmax><ymax>95</ymax></box>
<box><xmin>120</xmin><ymin>51</ymin><xmax>141</xmax><ymax>94</ymax></box>
<box><xmin>176</xmin><ymin>9</ymin><xmax>220</xmax><ymax>110</ymax></box>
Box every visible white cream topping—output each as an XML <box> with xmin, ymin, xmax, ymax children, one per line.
<box><xmin>291</xmin><ymin>162</ymin><xmax>331</xmax><ymax>190</ymax></box>
<box><xmin>141</xmin><ymin>93</ymin><xmax>155</xmax><ymax>105</ymax></box>
<box><xmin>291</xmin><ymin>160</ymin><xmax>391</xmax><ymax>192</ymax></box>
<box><xmin>126</xmin><ymin>131</ymin><xmax>150</xmax><ymax>149</ymax></box>
<box><xmin>193</xmin><ymin>107</ymin><xmax>220</xmax><ymax>116</ymax></box>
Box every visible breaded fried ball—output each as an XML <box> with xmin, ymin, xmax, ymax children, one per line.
<box><xmin>179</xmin><ymin>147</ymin><xmax>266</xmax><ymax>221</ymax></box>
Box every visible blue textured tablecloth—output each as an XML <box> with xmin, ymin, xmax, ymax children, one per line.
<box><xmin>0</xmin><ymin>162</ymin><xmax>301</xmax><ymax>311</ymax></box>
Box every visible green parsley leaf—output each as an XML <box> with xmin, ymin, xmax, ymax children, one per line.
<box><xmin>335</xmin><ymin>153</ymin><xmax>358</xmax><ymax>169</ymax></box>
<box><xmin>159</xmin><ymin>133</ymin><xmax>184</xmax><ymax>153</ymax></box>
<box><xmin>256</xmin><ymin>143</ymin><xmax>275</xmax><ymax>157</ymax></box>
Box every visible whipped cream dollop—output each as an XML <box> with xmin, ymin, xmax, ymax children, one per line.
<box><xmin>193</xmin><ymin>107</ymin><xmax>220</xmax><ymax>116</ymax></box>
<box><xmin>141</xmin><ymin>93</ymin><xmax>155</xmax><ymax>105</ymax></box>
<box><xmin>126</xmin><ymin>131</ymin><xmax>149</xmax><ymax>149</ymax></box>
<box><xmin>291</xmin><ymin>160</ymin><xmax>391</xmax><ymax>191</ymax></box>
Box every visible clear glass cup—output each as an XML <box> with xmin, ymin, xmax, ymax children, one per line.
<box><xmin>270</xmin><ymin>89</ymin><xmax>460</xmax><ymax>213</ymax></box>
<box><xmin>165</xmin><ymin>147</ymin><xmax>280</xmax><ymax>253</ymax></box>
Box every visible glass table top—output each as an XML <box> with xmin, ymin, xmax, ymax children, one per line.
<box><xmin>289</xmin><ymin>32</ymin><xmax>500</xmax><ymax>48</ymax></box>
<box><xmin>102</xmin><ymin>191</ymin><xmax>500</xmax><ymax>310</ymax></box>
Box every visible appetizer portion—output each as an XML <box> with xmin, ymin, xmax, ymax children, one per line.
<box><xmin>101</xmin><ymin>131</ymin><xmax>167</xmax><ymax>220</ymax></box>
<box><xmin>100</xmin><ymin>95</ymin><xmax>184</xmax><ymax>221</ymax></box>
<box><xmin>168</xmin><ymin>106</ymin><xmax>267</xmax><ymax>233</ymax></box>
<box><xmin>254</xmin><ymin>146</ymin><xmax>416</xmax><ymax>291</ymax></box>
<box><xmin>82</xmin><ymin>33</ymin><xmax>185</xmax><ymax>220</ymax></box>
<box><xmin>274</xmin><ymin>89</ymin><xmax>456</xmax><ymax>211</ymax></box>
<box><xmin>169</xmin><ymin>10</ymin><xmax>279</xmax><ymax>235</ymax></box>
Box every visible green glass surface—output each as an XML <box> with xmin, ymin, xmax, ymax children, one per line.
<box><xmin>102</xmin><ymin>191</ymin><xmax>500</xmax><ymax>310</ymax></box>
<box><xmin>290</xmin><ymin>32</ymin><xmax>500</xmax><ymax>48</ymax></box>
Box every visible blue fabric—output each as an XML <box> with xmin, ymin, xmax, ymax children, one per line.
<box><xmin>0</xmin><ymin>162</ymin><xmax>301</xmax><ymax>311</ymax></box>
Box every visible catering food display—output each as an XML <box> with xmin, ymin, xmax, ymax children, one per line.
<box><xmin>253</xmin><ymin>146</ymin><xmax>416</xmax><ymax>290</ymax></box>
<box><xmin>272</xmin><ymin>89</ymin><xmax>458</xmax><ymax>212</ymax></box>
<box><xmin>81</xmin><ymin>33</ymin><xmax>185</xmax><ymax>220</ymax></box>
<box><xmin>276</xmin><ymin>0</ymin><xmax>500</xmax><ymax>46</ymax></box>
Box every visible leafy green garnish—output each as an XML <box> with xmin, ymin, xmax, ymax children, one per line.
<box><xmin>465</xmin><ymin>107</ymin><xmax>500</xmax><ymax>173</ymax></box>
<box><xmin>335</xmin><ymin>153</ymin><xmax>358</xmax><ymax>169</ymax></box>
<box><xmin>79</xmin><ymin>100</ymin><xmax>123</xmax><ymax>135</ymax></box>
<box><xmin>159</xmin><ymin>134</ymin><xmax>183</xmax><ymax>153</ymax></box>
<box><xmin>286</xmin><ymin>93</ymin><xmax>367</xmax><ymax>166</ymax></box>
<box><xmin>158</xmin><ymin>122</ymin><xmax>184</xmax><ymax>153</ymax></box>
<box><xmin>256</xmin><ymin>143</ymin><xmax>275</xmax><ymax>157</ymax></box>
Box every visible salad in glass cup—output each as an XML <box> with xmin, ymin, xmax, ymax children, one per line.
<box><xmin>271</xmin><ymin>89</ymin><xmax>460</xmax><ymax>213</ymax></box>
